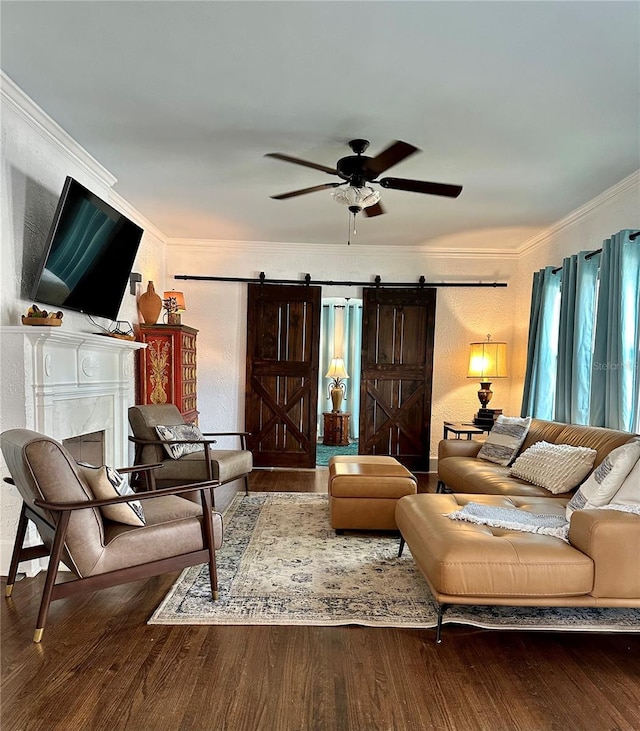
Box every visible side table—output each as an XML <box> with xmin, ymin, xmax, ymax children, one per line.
<box><xmin>323</xmin><ymin>412</ymin><xmax>351</xmax><ymax>446</ymax></box>
<box><xmin>443</xmin><ymin>421</ymin><xmax>484</xmax><ymax>440</ymax></box>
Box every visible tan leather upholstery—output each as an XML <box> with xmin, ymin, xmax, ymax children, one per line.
<box><xmin>395</xmin><ymin>493</ymin><xmax>640</xmax><ymax>608</ymax></box>
<box><xmin>328</xmin><ymin>456</ymin><xmax>417</xmax><ymax>530</ymax></box>
<box><xmin>438</xmin><ymin>419</ymin><xmax>637</xmax><ymax>497</ymax></box>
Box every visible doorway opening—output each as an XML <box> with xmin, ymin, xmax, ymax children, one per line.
<box><xmin>317</xmin><ymin>298</ymin><xmax>363</xmax><ymax>465</ymax></box>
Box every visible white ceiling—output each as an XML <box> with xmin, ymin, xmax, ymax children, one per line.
<box><xmin>2</xmin><ymin>1</ymin><xmax>639</xmax><ymax>249</ymax></box>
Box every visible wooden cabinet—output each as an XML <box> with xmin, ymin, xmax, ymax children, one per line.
<box><xmin>323</xmin><ymin>412</ymin><xmax>351</xmax><ymax>446</ymax></box>
<box><xmin>137</xmin><ymin>324</ymin><xmax>198</xmax><ymax>423</ymax></box>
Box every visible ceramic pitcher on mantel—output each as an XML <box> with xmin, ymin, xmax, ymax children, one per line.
<box><xmin>138</xmin><ymin>281</ymin><xmax>163</xmax><ymax>324</ymax></box>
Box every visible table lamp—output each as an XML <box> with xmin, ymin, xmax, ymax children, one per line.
<box><xmin>326</xmin><ymin>358</ymin><xmax>349</xmax><ymax>413</ymax></box>
<box><xmin>163</xmin><ymin>290</ymin><xmax>186</xmax><ymax>325</ymax></box>
<box><xmin>467</xmin><ymin>334</ymin><xmax>507</xmax><ymax>426</ymax></box>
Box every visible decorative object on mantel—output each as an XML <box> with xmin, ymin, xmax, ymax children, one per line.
<box><xmin>326</xmin><ymin>357</ymin><xmax>349</xmax><ymax>412</ymax></box>
<box><xmin>163</xmin><ymin>290</ymin><xmax>186</xmax><ymax>325</ymax></box>
<box><xmin>137</xmin><ymin>281</ymin><xmax>163</xmax><ymax>324</ymax></box>
<box><xmin>467</xmin><ymin>334</ymin><xmax>508</xmax><ymax>428</ymax></box>
<box><xmin>21</xmin><ymin>304</ymin><xmax>63</xmax><ymax>326</ymax></box>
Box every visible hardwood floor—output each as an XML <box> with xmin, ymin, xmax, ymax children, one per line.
<box><xmin>2</xmin><ymin>470</ymin><xmax>639</xmax><ymax>731</ymax></box>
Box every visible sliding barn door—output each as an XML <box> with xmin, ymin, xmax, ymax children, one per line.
<box><xmin>359</xmin><ymin>287</ymin><xmax>436</xmax><ymax>471</ymax></box>
<box><xmin>245</xmin><ymin>283</ymin><xmax>321</xmax><ymax>468</ymax></box>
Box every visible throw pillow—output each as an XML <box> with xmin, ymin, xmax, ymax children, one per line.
<box><xmin>155</xmin><ymin>423</ymin><xmax>205</xmax><ymax>460</ymax></box>
<box><xmin>509</xmin><ymin>441</ymin><xmax>596</xmax><ymax>494</ymax></box>
<box><xmin>610</xmin><ymin>452</ymin><xmax>640</xmax><ymax>508</ymax></box>
<box><xmin>77</xmin><ymin>463</ymin><xmax>145</xmax><ymax>526</ymax></box>
<box><xmin>477</xmin><ymin>415</ymin><xmax>532</xmax><ymax>466</ymax></box>
<box><xmin>566</xmin><ymin>439</ymin><xmax>640</xmax><ymax>519</ymax></box>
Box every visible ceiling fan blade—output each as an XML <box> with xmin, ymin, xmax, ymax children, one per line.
<box><xmin>367</xmin><ymin>141</ymin><xmax>419</xmax><ymax>176</ymax></box>
<box><xmin>270</xmin><ymin>182</ymin><xmax>343</xmax><ymax>200</ymax></box>
<box><xmin>265</xmin><ymin>153</ymin><xmax>338</xmax><ymax>176</ymax></box>
<box><xmin>380</xmin><ymin>177</ymin><xmax>463</xmax><ymax>198</ymax></box>
<box><xmin>362</xmin><ymin>201</ymin><xmax>385</xmax><ymax>217</ymax></box>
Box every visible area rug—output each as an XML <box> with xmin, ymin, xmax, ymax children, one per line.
<box><xmin>149</xmin><ymin>492</ymin><xmax>640</xmax><ymax>633</ymax></box>
<box><xmin>315</xmin><ymin>441</ymin><xmax>359</xmax><ymax>466</ymax></box>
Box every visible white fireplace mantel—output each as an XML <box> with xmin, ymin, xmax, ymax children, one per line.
<box><xmin>0</xmin><ymin>327</ymin><xmax>146</xmax><ymax>467</ymax></box>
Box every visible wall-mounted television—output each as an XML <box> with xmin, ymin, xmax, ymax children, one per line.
<box><xmin>31</xmin><ymin>176</ymin><xmax>144</xmax><ymax>321</ymax></box>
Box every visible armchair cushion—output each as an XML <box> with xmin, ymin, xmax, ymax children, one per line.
<box><xmin>77</xmin><ymin>463</ymin><xmax>145</xmax><ymax>527</ymax></box>
<box><xmin>155</xmin><ymin>423</ymin><xmax>205</xmax><ymax>459</ymax></box>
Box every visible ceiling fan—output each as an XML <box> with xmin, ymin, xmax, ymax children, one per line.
<box><xmin>265</xmin><ymin>139</ymin><xmax>462</xmax><ymax>217</ymax></box>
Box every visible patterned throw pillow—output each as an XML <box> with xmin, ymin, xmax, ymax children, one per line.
<box><xmin>610</xmin><ymin>455</ymin><xmax>640</xmax><ymax>508</ymax></box>
<box><xmin>77</xmin><ymin>463</ymin><xmax>145</xmax><ymax>526</ymax></box>
<box><xmin>477</xmin><ymin>415</ymin><xmax>532</xmax><ymax>466</ymax></box>
<box><xmin>509</xmin><ymin>441</ymin><xmax>596</xmax><ymax>494</ymax></box>
<box><xmin>566</xmin><ymin>440</ymin><xmax>640</xmax><ymax>519</ymax></box>
<box><xmin>155</xmin><ymin>423</ymin><xmax>205</xmax><ymax>460</ymax></box>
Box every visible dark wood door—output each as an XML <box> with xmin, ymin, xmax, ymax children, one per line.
<box><xmin>245</xmin><ymin>283</ymin><xmax>322</xmax><ymax>468</ymax></box>
<box><xmin>359</xmin><ymin>287</ymin><xmax>436</xmax><ymax>471</ymax></box>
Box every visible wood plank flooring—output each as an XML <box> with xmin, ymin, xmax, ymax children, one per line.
<box><xmin>2</xmin><ymin>470</ymin><xmax>640</xmax><ymax>731</ymax></box>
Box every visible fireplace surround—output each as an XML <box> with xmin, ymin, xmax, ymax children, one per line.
<box><xmin>0</xmin><ymin>326</ymin><xmax>145</xmax><ymax>574</ymax></box>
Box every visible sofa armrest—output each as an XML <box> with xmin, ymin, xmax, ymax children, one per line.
<box><xmin>569</xmin><ymin>509</ymin><xmax>640</xmax><ymax>599</ymax></box>
<box><xmin>438</xmin><ymin>439</ymin><xmax>483</xmax><ymax>461</ymax></box>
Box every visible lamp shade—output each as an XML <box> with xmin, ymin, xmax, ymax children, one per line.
<box><xmin>325</xmin><ymin>357</ymin><xmax>349</xmax><ymax>380</ymax></box>
<box><xmin>467</xmin><ymin>338</ymin><xmax>508</xmax><ymax>379</ymax></box>
<box><xmin>163</xmin><ymin>291</ymin><xmax>186</xmax><ymax>311</ymax></box>
<box><xmin>331</xmin><ymin>186</ymin><xmax>380</xmax><ymax>213</ymax></box>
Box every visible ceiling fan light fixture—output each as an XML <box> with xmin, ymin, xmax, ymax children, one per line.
<box><xmin>331</xmin><ymin>185</ymin><xmax>380</xmax><ymax>213</ymax></box>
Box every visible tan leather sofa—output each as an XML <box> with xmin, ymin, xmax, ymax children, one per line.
<box><xmin>438</xmin><ymin>419</ymin><xmax>637</xmax><ymax>498</ymax></box>
<box><xmin>395</xmin><ymin>492</ymin><xmax>640</xmax><ymax>641</ymax></box>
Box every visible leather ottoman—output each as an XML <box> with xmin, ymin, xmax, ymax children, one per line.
<box><xmin>328</xmin><ymin>455</ymin><xmax>418</xmax><ymax>531</ymax></box>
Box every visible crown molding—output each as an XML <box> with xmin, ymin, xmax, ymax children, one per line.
<box><xmin>165</xmin><ymin>238</ymin><xmax>519</xmax><ymax>260</ymax></box>
<box><xmin>516</xmin><ymin>170</ymin><xmax>640</xmax><ymax>258</ymax></box>
<box><xmin>1</xmin><ymin>71</ymin><xmax>117</xmax><ymax>190</ymax></box>
<box><xmin>108</xmin><ymin>190</ymin><xmax>168</xmax><ymax>244</ymax></box>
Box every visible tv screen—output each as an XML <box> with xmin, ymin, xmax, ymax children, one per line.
<box><xmin>31</xmin><ymin>177</ymin><xmax>144</xmax><ymax>321</ymax></box>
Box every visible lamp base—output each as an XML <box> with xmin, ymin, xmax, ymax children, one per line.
<box><xmin>330</xmin><ymin>385</ymin><xmax>344</xmax><ymax>413</ymax></box>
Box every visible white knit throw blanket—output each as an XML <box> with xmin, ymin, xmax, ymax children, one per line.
<box><xmin>448</xmin><ymin>502</ymin><xmax>640</xmax><ymax>543</ymax></box>
<box><xmin>449</xmin><ymin>503</ymin><xmax>570</xmax><ymax>541</ymax></box>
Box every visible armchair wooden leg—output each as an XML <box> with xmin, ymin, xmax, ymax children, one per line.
<box><xmin>243</xmin><ymin>475</ymin><xmax>249</xmax><ymax>496</ymax></box>
<box><xmin>5</xmin><ymin>504</ymin><xmax>30</xmax><ymax>598</ymax></box>
<box><xmin>33</xmin><ymin>511</ymin><xmax>70</xmax><ymax>642</ymax></box>
<box><xmin>200</xmin><ymin>489</ymin><xmax>219</xmax><ymax>601</ymax></box>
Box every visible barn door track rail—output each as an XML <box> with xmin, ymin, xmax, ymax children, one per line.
<box><xmin>174</xmin><ymin>273</ymin><xmax>507</xmax><ymax>288</ymax></box>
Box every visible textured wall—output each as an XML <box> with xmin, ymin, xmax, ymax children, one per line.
<box><xmin>0</xmin><ymin>84</ymin><xmax>167</xmax><ymax>572</ymax></box>
<box><xmin>166</xmin><ymin>242</ymin><xmax>518</xmax><ymax>460</ymax></box>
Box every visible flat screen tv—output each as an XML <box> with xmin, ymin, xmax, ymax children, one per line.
<box><xmin>31</xmin><ymin>176</ymin><xmax>144</xmax><ymax>321</ymax></box>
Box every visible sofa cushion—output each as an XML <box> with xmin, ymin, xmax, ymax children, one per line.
<box><xmin>509</xmin><ymin>441</ymin><xmax>596</xmax><ymax>494</ymax></box>
<box><xmin>477</xmin><ymin>415</ymin><xmax>531</xmax><ymax>466</ymax></box>
<box><xmin>395</xmin><ymin>493</ymin><xmax>593</xmax><ymax>599</ymax></box>
<box><xmin>438</xmin><ymin>456</ymin><xmax>567</xmax><ymax>498</ymax></box>
<box><xmin>554</xmin><ymin>424</ymin><xmax>637</xmax><ymax>468</ymax></box>
<box><xmin>566</xmin><ymin>440</ymin><xmax>640</xmax><ymax>518</ymax></box>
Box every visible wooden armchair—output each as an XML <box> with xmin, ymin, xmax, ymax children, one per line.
<box><xmin>1</xmin><ymin>428</ymin><xmax>223</xmax><ymax>643</ymax></box>
<box><xmin>128</xmin><ymin>404</ymin><xmax>253</xmax><ymax>501</ymax></box>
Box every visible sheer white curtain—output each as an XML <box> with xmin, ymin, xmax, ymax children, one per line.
<box><xmin>317</xmin><ymin>299</ymin><xmax>362</xmax><ymax>440</ymax></box>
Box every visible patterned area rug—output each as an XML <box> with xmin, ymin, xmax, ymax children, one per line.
<box><xmin>149</xmin><ymin>493</ymin><xmax>640</xmax><ymax>632</ymax></box>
